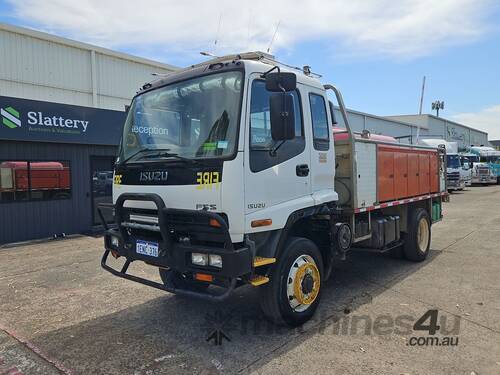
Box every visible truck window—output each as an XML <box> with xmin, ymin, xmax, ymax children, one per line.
<box><xmin>309</xmin><ymin>93</ymin><xmax>330</xmax><ymax>151</ymax></box>
<box><xmin>0</xmin><ymin>161</ymin><xmax>72</xmax><ymax>202</ymax></box>
<box><xmin>249</xmin><ymin>80</ymin><xmax>304</xmax><ymax>173</ymax></box>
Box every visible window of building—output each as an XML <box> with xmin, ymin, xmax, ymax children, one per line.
<box><xmin>309</xmin><ymin>93</ymin><xmax>330</xmax><ymax>150</ymax></box>
<box><xmin>249</xmin><ymin>80</ymin><xmax>304</xmax><ymax>172</ymax></box>
<box><xmin>0</xmin><ymin>161</ymin><xmax>71</xmax><ymax>202</ymax></box>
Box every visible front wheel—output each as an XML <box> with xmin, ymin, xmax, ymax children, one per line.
<box><xmin>403</xmin><ymin>208</ymin><xmax>431</xmax><ymax>262</ymax></box>
<box><xmin>259</xmin><ymin>237</ymin><xmax>323</xmax><ymax>326</ymax></box>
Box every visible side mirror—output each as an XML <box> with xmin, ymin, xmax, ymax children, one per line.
<box><xmin>270</xmin><ymin>93</ymin><xmax>295</xmax><ymax>141</ymax></box>
<box><xmin>265</xmin><ymin>72</ymin><xmax>297</xmax><ymax>92</ymax></box>
<box><xmin>329</xmin><ymin>101</ymin><xmax>338</xmax><ymax>125</ymax></box>
<box><xmin>463</xmin><ymin>164</ymin><xmax>470</xmax><ymax>170</ymax></box>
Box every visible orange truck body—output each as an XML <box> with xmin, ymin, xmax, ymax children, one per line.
<box><xmin>0</xmin><ymin>161</ymin><xmax>70</xmax><ymax>191</ymax></box>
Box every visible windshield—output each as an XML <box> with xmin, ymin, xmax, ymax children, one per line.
<box><xmin>119</xmin><ymin>71</ymin><xmax>243</xmax><ymax>163</ymax></box>
<box><xmin>479</xmin><ymin>155</ymin><xmax>499</xmax><ymax>163</ymax></box>
<box><xmin>447</xmin><ymin>154</ymin><xmax>461</xmax><ymax>169</ymax></box>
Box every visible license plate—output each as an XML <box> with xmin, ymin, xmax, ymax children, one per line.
<box><xmin>136</xmin><ymin>240</ymin><xmax>159</xmax><ymax>257</ymax></box>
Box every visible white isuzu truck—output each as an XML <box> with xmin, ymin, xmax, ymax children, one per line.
<box><xmin>100</xmin><ymin>52</ymin><xmax>447</xmax><ymax>326</ymax></box>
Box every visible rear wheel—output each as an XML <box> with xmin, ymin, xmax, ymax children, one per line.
<box><xmin>159</xmin><ymin>269</ymin><xmax>209</xmax><ymax>292</ymax></box>
<box><xmin>403</xmin><ymin>208</ymin><xmax>431</xmax><ymax>262</ymax></box>
<box><xmin>259</xmin><ymin>237</ymin><xmax>323</xmax><ymax>326</ymax></box>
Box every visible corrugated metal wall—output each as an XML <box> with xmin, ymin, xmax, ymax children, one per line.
<box><xmin>333</xmin><ymin>108</ymin><xmax>419</xmax><ymax>143</ymax></box>
<box><xmin>0</xmin><ymin>26</ymin><xmax>175</xmax><ymax>111</ymax></box>
<box><xmin>0</xmin><ymin>140</ymin><xmax>116</xmax><ymax>244</ymax></box>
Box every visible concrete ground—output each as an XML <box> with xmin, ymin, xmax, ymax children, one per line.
<box><xmin>0</xmin><ymin>185</ymin><xmax>499</xmax><ymax>375</ymax></box>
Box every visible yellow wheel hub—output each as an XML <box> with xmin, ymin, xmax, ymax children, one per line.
<box><xmin>287</xmin><ymin>255</ymin><xmax>321</xmax><ymax>312</ymax></box>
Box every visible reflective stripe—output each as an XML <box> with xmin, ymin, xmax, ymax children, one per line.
<box><xmin>354</xmin><ymin>192</ymin><xmax>446</xmax><ymax>213</ymax></box>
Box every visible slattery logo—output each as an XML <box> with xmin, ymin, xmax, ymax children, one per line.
<box><xmin>1</xmin><ymin>106</ymin><xmax>21</xmax><ymax>129</ymax></box>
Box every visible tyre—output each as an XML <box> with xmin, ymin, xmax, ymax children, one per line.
<box><xmin>259</xmin><ymin>237</ymin><xmax>323</xmax><ymax>326</ymax></box>
<box><xmin>403</xmin><ymin>208</ymin><xmax>431</xmax><ymax>262</ymax></box>
<box><xmin>159</xmin><ymin>269</ymin><xmax>209</xmax><ymax>292</ymax></box>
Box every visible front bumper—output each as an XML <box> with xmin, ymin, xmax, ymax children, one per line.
<box><xmin>447</xmin><ymin>180</ymin><xmax>465</xmax><ymax>190</ymax></box>
<box><xmin>100</xmin><ymin>193</ymin><xmax>252</xmax><ymax>301</ymax></box>
<box><xmin>472</xmin><ymin>176</ymin><xmax>496</xmax><ymax>184</ymax></box>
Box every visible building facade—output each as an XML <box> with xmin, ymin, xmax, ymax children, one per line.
<box><xmin>332</xmin><ymin>109</ymin><xmax>489</xmax><ymax>150</ymax></box>
<box><xmin>0</xmin><ymin>23</ymin><xmax>176</xmax><ymax>244</ymax></box>
<box><xmin>385</xmin><ymin>114</ymin><xmax>489</xmax><ymax>150</ymax></box>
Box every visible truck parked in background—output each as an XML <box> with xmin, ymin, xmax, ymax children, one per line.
<box><xmin>0</xmin><ymin>161</ymin><xmax>71</xmax><ymax>201</ymax></box>
<box><xmin>459</xmin><ymin>154</ymin><xmax>474</xmax><ymax>187</ymax></box>
<box><xmin>100</xmin><ymin>52</ymin><xmax>447</xmax><ymax>326</ymax></box>
<box><xmin>469</xmin><ymin>146</ymin><xmax>500</xmax><ymax>184</ymax></box>
<box><xmin>417</xmin><ymin>139</ymin><xmax>465</xmax><ymax>192</ymax></box>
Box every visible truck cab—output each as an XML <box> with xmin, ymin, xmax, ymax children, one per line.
<box><xmin>469</xmin><ymin>146</ymin><xmax>499</xmax><ymax>184</ymax></box>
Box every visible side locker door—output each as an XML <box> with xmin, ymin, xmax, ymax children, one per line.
<box><xmin>377</xmin><ymin>146</ymin><xmax>394</xmax><ymax>202</ymax></box>
<box><xmin>394</xmin><ymin>150</ymin><xmax>408</xmax><ymax>199</ymax></box>
<box><xmin>419</xmin><ymin>152</ymin><xmax>430</xmax><ymax>194</ymax></box>
<box><xmin>430</xmin><ymin>153</ymin><xmax>439</xmax><ymax>193</ymax></box>
<box><xmin>244</xmin><ymin>74</ymin><xmax>311</xmax><ymax>221</ymax></box>
<box><xmin>407</xmin><ymin>152</ymin><xmax>419</xmax><ymax>197</ymax></box>
<box><xmin>306</xmin><ymin>88</ymin><xmax>335</xmax><ymax>203</ymax></box>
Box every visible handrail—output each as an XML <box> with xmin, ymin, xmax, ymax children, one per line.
<box><xmin>324</xmin><ymin>84</ymin><xmax>357</xmax><ymax>209</ymax></box>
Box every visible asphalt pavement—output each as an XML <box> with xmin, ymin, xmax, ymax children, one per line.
<box><xmin>1</xmin><ymin>185</ymin><xmax>499</xmax><ymax>375</ymax></box>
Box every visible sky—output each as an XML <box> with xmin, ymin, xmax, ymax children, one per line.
<box><xmin>1</xmin><ymin>0</ymin><xmax>499</xmax><ymax>139</ymax></box>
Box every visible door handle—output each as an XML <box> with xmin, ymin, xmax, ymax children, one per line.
<box><xmin>296</xmin><ymin>164</ymin><xmax>309</xmax><ymax>177</ymax></box>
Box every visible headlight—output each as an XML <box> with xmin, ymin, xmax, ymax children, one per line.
<box><xmin>192</xmin><ymin>253</ymin><xmax>208</xmax><ymax>266</ymax></box>
<box><xmin>110</xmin><ymin>236</ymin><xmax>120</xmax><ymax>248</ymax></box>
<box><xmin>209</xmin><ymin>254</ymin><xmax>223</xmax><ymax>268</ymax></box>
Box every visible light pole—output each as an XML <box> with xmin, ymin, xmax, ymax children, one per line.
<box><xmin>432</xmin><ymin>100</ymin><xmax>444</xmax><ymax>117</ymax></box>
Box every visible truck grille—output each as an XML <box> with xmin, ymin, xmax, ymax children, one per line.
<box><xmin>447</xmin><ymin>172</ymin><xmax>460</xmax><ymax>181</ymax></box>
<box><xmin>477</xmin><ymin>167</ymin><xmax>490</xmax><ymax>175</ymax></box>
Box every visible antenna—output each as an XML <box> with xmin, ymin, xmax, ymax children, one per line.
<box><xmin>213</xmin><ymin>13</ymin><xmax>223</xmax><ymax>54</ymax></box>
<box><xmin>267</xmin><ymin>20</ymin><xmax>281</xmax><ymax>53</ymax></box>
<box><xmin>416</xmin><ymin>75</ymin><xmax>426</xmax><ymax>144</ymax></box>
<box><xmin>419</xmin><ymin>76</ymin><xmax>426</xmax><ymax>115</ymax></box>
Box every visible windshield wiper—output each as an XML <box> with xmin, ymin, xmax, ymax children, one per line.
<box><xmin>139</xmin><ymin>151</ymin><xmax>199</xmax><ymax>164</ymax></box>
<box><xmin>120</xmin><ymin>148</ymin><xmax>171</xmax><ymax>164</ymax></box>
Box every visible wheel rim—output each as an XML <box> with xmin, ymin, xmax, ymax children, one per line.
<box><xmin>417</xmin><ymin>217</ymin><xmax>430</xmax><ymax>252</ymax></box>
<box><xmin>286</xmin><ymin>254</ymin><xmax>321</xmax><ymax>312</ymax></box>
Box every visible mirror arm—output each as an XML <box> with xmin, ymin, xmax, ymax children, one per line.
<box><xmin>261</xmin><ymin>65</ymin><xmax>280</xmax><ymax>78</ymax></box>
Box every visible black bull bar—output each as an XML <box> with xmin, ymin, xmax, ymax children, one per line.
<box><xmin>98</xmin><ymin>193</ymin><xmax>251</xmax><ymax>302</ymax></box>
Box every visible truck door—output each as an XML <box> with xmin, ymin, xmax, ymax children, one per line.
<box><xmin>244</xmin><ymin>75</ymin><xmax>311</xmax><ymax>219</ymax></box>
<box><xmin>306</xmin><ymin>89</ymin><xmax>335</xmax><ymax>202</ymax></box>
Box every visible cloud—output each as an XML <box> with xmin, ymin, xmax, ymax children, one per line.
<box><xmin>6</xmin><ymin>0</ymin><xmax>492</xmax><ymax>62</ymax></box>
<box><xmin>451</xmin><ymin>105</ymin><xmax>500</xmax><ymax>140</ymax></box>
